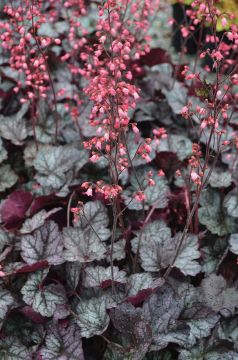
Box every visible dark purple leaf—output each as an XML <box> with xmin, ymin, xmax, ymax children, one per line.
<box><xmin>0</xmin><ymin>191</ymin><xmax>33</xmax><ymax>229</ymax></box>
<box><xmin>20</xmin><ymin>306</ymin><xmax>47</xmax><ymax>324</ymax></box>
<box><xmin>13</xmin><ymin>260</ymin><xmax>49</xmax><ymax>274</ymax></box>
<box><xmin>140</xmin><ymin>48</ymin><xmax>171</xmax><ymax>67</ymax></box>
<box><xmin>110</xmin><ymin>303</ymin><xmax>152</xmax><ymax>359</ymax></box>
<box><xmin>125</xmin><ymin>288</ymin><xmax>154</xmax><ymax>306</ymax></box>
<box><xmin>40</xmin><ymin>323</ymin><xmax>85</xmax><ymax>360</ymax></box>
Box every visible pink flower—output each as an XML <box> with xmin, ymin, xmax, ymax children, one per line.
<box><xmin>148</xmin><ymin>178</ymin><xmax>155</xmax><ymax>186</ymax></box>
<box><xmin>131</xmin><ymin>123</ymin><xmax>139</xmax><ymax>134</ymax></box>
<box><xmin>191</xmin><ymin>171</ymin><xmax>201</xmax><ymax>185</ymax></box>
<box><xmin>231</xmin><ymin>74</ymin><xmax>238</xmax><ymax>85</ymax></box>
<box><xmin>200</xmin><ymin>120</ymin><xmax>207</xmax><ymax>129</ymax></box>
<box><xmin>71</xmin><ymin>207</ymin><xmax>80</xmax><ymax>214</ymax></box>
<box><xmin>85</xmin><ymin>188</ymin><xmax>93</xmax><ymax>197</ymax></box>
<box><xmin>0</xmin><ymin>266</ymin><xmax>5</xmax><ymax>277</ymax></box>
<box><xmin>158</xmin><ymin>169</ymin><xmax>165</xmax><ymax>177</ymax></box>
<box><xmin>221</xmin><ymin>17</ymin><xmax>227</xmax><ymax>28</ymax></box>
<box><xmin>181</xmin><ymin>106</ymin><xmax>190</xmax><ymax>119</ymax></box>
<box><xmin>199</xmin><ymin>51</ymin><xmax>206</xmax><ymax>59</ymax></box>
<box><xmin>181</xmin><ymin>26</ymin><xmax>189</xmax><ymax>38</ymax></box>
<box><xmin>212</xmin><ymin>51</ymin><xmax>223</xmax><ymax>61</ymax></box>
<box><xmin>99</xmin><ymin>35</ymin><xmax>106</xmax><ymax>43</ymax></box>
<box><xmin>81</xmin><ymin>182</ymin><xmax>90</xmax><ymax>189</ymax></box>
<box><xmin>134</xmin><ymin>191</ymin><xmax>146</xmax><ymax>202</ymax></box>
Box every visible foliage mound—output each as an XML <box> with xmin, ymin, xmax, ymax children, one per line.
<box><xmin>0</xmin><ymin>0</ymin><xmax>238</xmax><ymax>359</ymax></box>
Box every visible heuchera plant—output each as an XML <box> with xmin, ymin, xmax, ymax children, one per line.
<box><xmin>0</xmin><ymin>0</ymin><xmax>238</xmax><ymax>358</ymax></box>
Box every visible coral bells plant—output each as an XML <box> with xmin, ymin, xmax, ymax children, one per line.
<box><xmin>82</xmin><ymin>0</ymin><xmax>158</xmax><ymax>172</ymax></box>
<box><xmin>1</xmin><ymin>0</ymin><xmax>238</xmax><ymax>359</ymax></box>
<box><xmin>1</xmin><ymin>1</ymin><xmax>50</xmax><ymax>101</ymax></box>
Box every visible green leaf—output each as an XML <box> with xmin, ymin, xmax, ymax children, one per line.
<box><xmin>228</xmin><ymin>233</ymin><xmax>238</xmax><ymax>255</ymax></box>
<box><xmin>126</xmin><ymin>273</ymin><xmax>155</xmax><ymax>296</ymax></box>
<box><xmin>135</xmin><ymin>100</ymin><xmax>171</xmax><ymax>124</ymax></box>
<box><xmin>0</xmin><ymin>228</ymin><xmax>11</xmax><ymax>253</ymax></box>
<box><xmin>146</xmin><ymin>64</ymin><xmax>173</xmax><ymax>93</ymax></box>
<box><xmin>38</xmin><ymin>23</ymin><xmax>59</xmax><ymax>37</ymax></box>
<box><xmin>182</xmin><ymin>304</ymin><xmax>219</xmax><ymax>345</ymax></box>
<box><xmin>54</xmin><ymin>21</ymin><xmax>70</xmax><ymax>34</ymax></box>
<box><xmin>173</xmin><ymin>233</ymin><xmax>201</xmax><ymax>276</ymax></box>
<box><xmin>162</xmin><ymin>81</ymin><xmax>188</xmax><ymax>114</ymax></box>
<box><xmin>76</xmin><ymin>102</ymin><xmax>98</xmax><ymax>137</ymax></box>
<box><xmin>74</xmin><ymin>295</ymin><xmax>110</xmax><ymax>338</ymax></box>
<box><xmin>170</xmin><ymin>280</ymin><xmax>197</xmax><ymax>309</ymax></box>
<box><xmin>75</xmin><ymin>201</ymin><xmax>111</xmax><ymax>241</ymax></box>
<box><xmin>21</xmin><ymin>220</ymin><xmax>64</xmax><ymax>265</ymax></box>
<box><xmin>199</xmin><ymin>274</ymin><xmax>238</xmax><ymax>316</ymax></box>
<box><xmin>205</xmin><ymin>351</ymin><xmax>238</xmax><ymax>360</ymax></box>
<box><xmin>129</xmin><ymin>280</ymin><xmax>217</xmax><ymax>353</ymax></box>
<box><xmin>131</xmin><ymin>220</ymin><xmax>172</xmax><ymax>272</ymax></box>
<box><xmin>34</xmin><ymin>144</ymin><xmax>77</xmax><ymax>174</ymax></box>
<box><xmin>103</xmin><ymin>345</ymin><xmax>127</xmax><ymax>360</ymax></box>
<box><xmin>106</xmin><ymin>239</ymin><xmax>126</xmax><ymax>262</ymax></box>
<box><xmin>0</xmin><ymin>336</ymin><xmax>31</xmax><ymax>360</ymax></box>
<box><xmin>34</xmin><ymin>145</ymin><xmax>86</xmax><ymax>193</ymax></box>
<box><xmin>30</xmin><ymin>112</ymin><xmax>56</xmax><ymax>144</ymax></box>
<box><xmin>66</xmin><ymin>262</ymin><xmax>82</xmax><ymax>290</ymax></box>
<box><xmin>199</xmin><ymin>189</ymin><xmax>237</xmax><ymax>236</ymax></box>
<box><xmin>0</xmin><ymin>164</ymin><xmax>18</xmax><ymax>192</ymax></box>
<box><xmin>83</xmin><ymin>266</ymin><xmax>127</xmax><ymax>287</ymax></box>
<box><xmin>131</xmin><ymin>221</ymin><xmax>201</xmax><ymax>275</ymax></box>
<box><xmin>217</xmin><ymin>317</ymin><xmax>238</xmax><ymax>345</ymax></box>
<box><xmin>20</xmin><ymin>208</ymin><xmax>61</xmax><ymax>234</ymax></box>
<box><xmin>1</xmin><ymin>311</ymin><xmax>44</xmax><ymax>347</ymax></box>
<box><xmin>23</xmin><ymin>141</ymin><xmax>43</xmax><ymax>167</ymax></box>
<box><xmin>143</xmin><ymin>352</ymin><xmax>173</xmax><ymax>360</ymax></box>
<box><xmin>224</xmin><ymin>191</ymin><xmax>238</xmax><ymax>218</ymax></box>
<box><xmin>40</xmin><ymin>324</ymin><xmax>84</xmax><ymax>360</ymax></box>
<box><xmin>201</xmin><ymin>125</ymin><xmax>234</xmax><ymax>152</ymax></box>
<box><xmin>179</xmin><ymin>342</ymin><xmax>238</xmax><ymax>360</ymax></box>
<box><xmin>0</xmin><ymin>287</ymin><xmax>14</xmax><ymax>329</ymax></box>
<box><xmin>200</xmin><ymin>238</ymin><xmax>227</xmax><ymax>274</ymax></box>
<box><xmin>155</xmin><ymin>134</ymin><xmax>193</xmax><ymax>161</ymax></box>
<box><xmin>142</xmin><ymin>284</ymin><xmax>183</xmax><ymax>334</ymax></box>
<box><xmin>63</xmin><ymin>201</ymin><xmax>110</xmax><ymax>262</ymax></box>
<box><xmin>142</xmin><ymin>284</ymin><xmax>186</xmax><ymax>350</ymax></box>
<box><xmin>199</xmin><ymin>188</ymin><xmax>220</xmax><ymax>208</ymax></box>
<box><xmin>0</xmin><ymin>104</ymin><xmax>28</xmax><ymax>145</ymax></box>
<box><xmin>208</xmin><ymin>168</ymin><xmax>232</xmax><ymax>188</ymax></box>
<box><xmin>101</xmin><ymin>289</ymin><xmax>125</xmax><ymax>310</ymax></box>
<box><xmin>21</xmin><ymin>269</ymin><xmax>66</xmax><ymax>317</ymax></box>
<box><xmin>63</xmin><ymin>226</ymin><xmax>107</xmax><ymax>263</ymax></box>
<box><xmin>152</xmin><ymin>325</ymin><xmax>190</xmax><ymax>350</ymax></box>
<box><xmin>0</xmin><ymin>137</ymin><xmax>7</xmax><ymax>164</ymax></box>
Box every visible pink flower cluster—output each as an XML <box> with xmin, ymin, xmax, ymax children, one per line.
<box><xmin>0</xmin><ymin>1</ymin><xmax>52</xmax><ymax>102</ymax></box>
<box><xmin>79</xmin><ymin>0</ymin><xmax>160</xmax><ymax>202</ymax></box>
